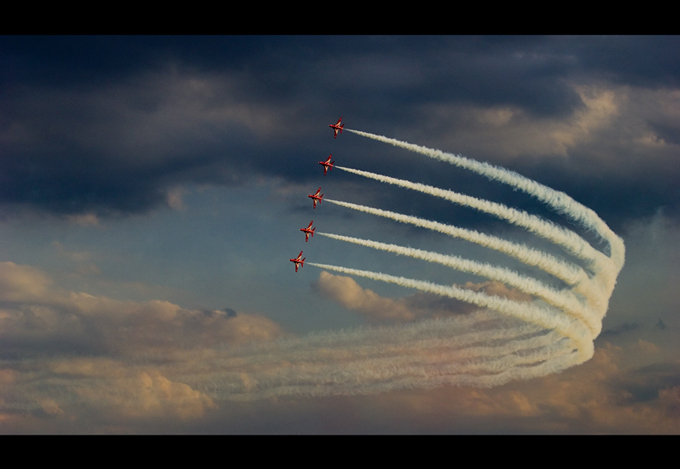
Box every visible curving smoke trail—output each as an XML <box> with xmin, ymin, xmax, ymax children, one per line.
<box><xmin>315</xmin><ymin>232</ymin><xmax>599</xmax><ymax>336</ymax></box>
<box><xmin>178</xmin><ymin>313</ymin><xmax>577</xmax><ymax>399</ymax></box>
<box><xmin>335</xmin><ymin>165</ymin><xmax>609</xmax><ymax>273</ymax></box>
<box><xmin>308</xmin><ymin>263</ymin><xmax>593</xmax><ymax>363</ymax></box>
<box><xmin>324</xmin><ymin>198</ymin><xmax>587</xmax><ymax>287</ymax></box>
<box><xmin>343</xmin><ymin>129</ymin><xmax>625</xmax><ymax>311</ymax></box>
<box><xmin>0</xmin><ymin>129</ymin><xmax>627</xmax><ymax>413</ymax></box>
<box><xmin>344</xmin><ymin>128</ymin><xmax>625</xmax><ymax>271</ymax></box>
<box><xmin>178</xmin><ymin>129</ymin><xmax>623</xmax><ymax>401</ymax></box>
<box><xmin>285</xmin><ymin>128</ymin><xmax>622</xmax><ymax>395</ymax></box>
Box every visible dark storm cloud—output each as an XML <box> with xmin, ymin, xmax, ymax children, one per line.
<box><xmin>279</xmin><ymin>36</ymin><xmax>586</xmax><ymax>119</ymax></box>
<box><xmin>649</xmin><ymin>121</ymin><xmax>680</xmax><ymax>146</ymax></box>
<box><xmin>1</xmin><ymin>36</ymin><xmax>679</xmax><ymax>221</ymax></box>
<box><xmin>564</xmin><ymin>35</ymin><xmax>680</xmax><ymax>88</ymax></box>
<box><xmin>138</xmin><ymin>36</ymin><xmax>680</xmax><ymax>99</ymax></box>
<box><xmin>3</xmin><ymin>36</ymin><xmax>675</xmax><ymax>112</ymax></box>
<box><xmin>598</xmin><ymin>322</ymin><xmax>641</xmax><ymax>339</ymax></box>
<box><xmin>510</xmin><ymin>144</ymin><xmax>680</xmax><ymax>233</ymax></box>
<box><xmin>0</xmin><ymin>147</ymin><xmax>165</xmax><ymax>215</ymax></box>
<box><xmin>612</xmin><ymin>361</ymin><xmax>680</xmax><ymax>406</ymax></box>
<box><xmin>0</xmin><ymin>36</ymin><xmax>270</xmax><ymax>87</ymax></box>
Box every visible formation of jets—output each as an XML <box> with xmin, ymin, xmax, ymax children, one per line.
<box><xmin>290</xmin><ymin>118</ymin><xmax>343</xmax><ymax>272</ymax></box>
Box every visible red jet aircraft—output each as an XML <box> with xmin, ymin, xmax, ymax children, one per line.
<box><xmin>329</xmin><ymin>117</ymin><xmax>344</xmax><ymax>138</ymax></box>
<box><xmin>308</xmin><ymin>187</ymin><xmax>323</xmax><ymax>209</ymax></box>
<box><xmin>300</xmin><ymin>221</ymin><xmax>316</xmax><ymax>242</ymax></box>
<box><xmin>290</xmin><ymin>251</ymin><xmax>305</xmax><ymax>272</ymax></box>
<box><xmin>319</xmin><ymin>154</ymin><xmax>335</xmax><ymax>175</ymax></box>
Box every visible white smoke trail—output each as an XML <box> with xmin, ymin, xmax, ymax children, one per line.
<box><xmin>178</xmin><ymin>132</ymin><xmax>622</xmax><ymax>401</ymax></box>
<box><xmin>316</xmin><ymin>232</ymin><xmax>600</xmax><ymax>336</ymax></box>
<box><xmin>170</xmin><ymin>133</ymin><xmax>624</xmax><ymax>401</ymax></box>
<box><xmin>324</xmin><ymin>198</ymin><xmax>588</xmax><ymax>287</ymax></box>
<box><xmin>345</xmin><ymin>129</ymin><xmax>624</xmax><ymax>315</ymax></box>
<box><xmin>336</xmin><ymin>165</ymin><xmax>610</xmax><ymax>273</ymax></box>
<box><xmin>309</xmin><ymin>262</ymin><xmax>593</xmax><ymax>363</ymax></box>
<box><xmin>171</xmin><ymin>310</ymin><xmax>578</xmax><ymax>400</ymax></box>
<box><xmin>2</xmin><ymin>131</ymin><xmax>626</xmax><ymax>413</ymax></box>
<box><xmin>345</xmin><ymin>128</ymin><xmax>625</xmax><ymax>272</ymax></box>
<box><xmin>276</xmin><ymin>131</ymin><xmax>624</xmax><ymax>397</ymax></box>
<box><xmin>223</xmin><ymin>335</ymin><xmax>575</xmax><ymax>398</ymax></box>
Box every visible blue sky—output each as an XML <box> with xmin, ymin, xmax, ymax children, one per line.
<box><xmin>1</xmin><ymin>36</ymin><xmax>680</xmax><ymax>433</ymax></box>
